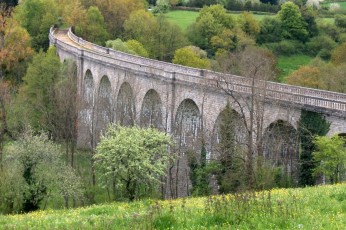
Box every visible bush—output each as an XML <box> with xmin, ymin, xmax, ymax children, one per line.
<box><xmin>335</xmin><ymin>14</ymin><xmax>346</xmax><ymax>28</ymax></box>
<box><xmin>266</xmin><ymin>40</ymin><xmax>304</xmax><ymax>56</ymax></box>
<box><xmin>318</xmin><ymin>23</ymin><xmax>341</xmax><ymax>41</ymax></box>
<box><xmin>306</xmin><ymin>35</ymin><xmax>337</xmax><ymax>57</ymax></box>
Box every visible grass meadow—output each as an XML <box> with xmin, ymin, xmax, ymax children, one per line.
<box><xmin>322</xmin><ymin>1</ymin><xmax>346</xmax><ymax>9</ymax></box>
<box><xmin>0</xmin><ymin>183</ymin><xmax>345</xmax><ymax>229</ymax></box>
<box><xmin>277</xmin><ymin>55</ymin><xmax>313</xmax><ymax>82</ymax></box>
<box><xmin>164</xmin><ymin>10</ymin><xmax>275</xmax><ymax>31</ymax></box>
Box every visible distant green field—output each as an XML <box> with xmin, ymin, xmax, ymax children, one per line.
<box><xmin>322</xmin><ymin>1</ymin><xmax>346</xmax><ymax>9</ymax></box>
<box><xmin>277</xmin><ymin>55</ymin><xmax>313</xmax><ymax>82</ymax></box>
<box><xmin>164</xmin><ymin>10</ymin><xmax>274</xmax><ymax>31</ymax></box>
<box><xmin>165</xmin><ymin>10</ymin><xmax>199</xmax><ymax>30</ymax></box>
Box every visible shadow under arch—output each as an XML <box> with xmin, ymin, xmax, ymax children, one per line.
<box><xmin>174</xmin><ymin>98</ymin><xmax>202</xmax><ymax>151</ymax></box>
<box><xmin>116</xmin><ymin>82</ymin><xmax>135</xmax><ymax>126</ymax></box>
<box><xmin>262</xmin><ymin>120</ymin><xmax>299</xmax><ymax>183</ymax></box>
<box><xmin>95</xmin><ymin>75</ymin><xmax>113</xmax><ymax>139</ymax></box>
<box><xmin>140</xmin><ymin>89</ymin><xmax>163</xmax><ymax>130</ymax></box>
<box><xmin>211</xmin><ymin>104</ymin><xmax>247</xmax><ymax>161</ymax></box>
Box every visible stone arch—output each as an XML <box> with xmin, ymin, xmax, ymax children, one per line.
<box><xmin>174</xmin><ymin>99</ymin><xmax>202</xmax><ymax>151</ymax></box>
<box><xmin>211</xmin><ymin>105</ymin><xmax>247</xmax><ymax>160</ymax></box>
<box><xmin>262</xmin><ymin>120</ymin><xmax>299</xmax><ymax>180</ymax></box>
<box><xmin>116</xmin><ymin>82</ymin><xmax>135</xmax><ymax>126</ymax></box>
<box><xmin>78</xmin><ymin>69</ymin><xmax>95</xmax><ymax>147</ymax></box>
<box><xmin>172</xmin><ymin>98</ymin><xmax>202</xmax><ymax>197</ymax></box>
<box><xmin>96</xmin><ymin>75</ymin><xmax>113</xmax><ymax>131</ymax></box>
<box><xmin>83</xmin><ymin>69</ymin><xmax>94</xmax><ymax>105</ymax></box>
<box><xmin>140</xmin><ymin>89</ymin><xmax>163</xmax><ymax>129</ymax></box>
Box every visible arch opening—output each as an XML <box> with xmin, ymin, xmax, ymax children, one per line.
<box><xmin>97</xmin><ymin>75</ymin><xmax>113</xmax><ymax>125</ymax></box>
<box><xmin>140</xmin><ymin>89</ymin><xmax>163</xmax><ymax>130</ymax></box>
<box><xmin>80</xmin><ymin>70</ymin><xmax>94</xmax><ymax>125</ymax></box>
<box><xmin>212</xmin><ymin>105</ymin><xmax>247</xmax><ymax>161</ymax></box>
<box><xmin>262</xmin><ymin>120</ymin><xmax>299</xmax><ymax>182</ymax></box>
<box><xmin>174</xmin><ymin>99</ymin><xmax>202</xmax><ymax>151</ymax></box>
<box><xmin>116</xmin><ymin>82</ymin><xmax>135</xmax><ymax>126</ymax></box>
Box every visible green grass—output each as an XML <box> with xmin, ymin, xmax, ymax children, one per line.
<box><xmin>164</xmin><ymin>10</ymin><xmax>275</xmax><ymax>31</ymax></box>
<box><xmin>322</xmin><ymin>1</ymin><xmax>346</xmax><ymax>9</ymax></box>
<box><xmin>1</xmin><ymin>184</ymin><xmax>346</xmax><ymax>229</ymax></box>
<box><xmin>165</xmin><ymin>10</ymin><xmax>199</xmax><ymax>30</ymax></box>
<box><xmin>277</xmin><ymin>55</ymin><xmax>313</xmax><ymax>82</ymax></box>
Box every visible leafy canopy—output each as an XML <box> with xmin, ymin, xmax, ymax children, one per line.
<box><xmin>278</xmin><ymin>2</ymin><xmax>308</xmax><ymax>42</ymax></box>
<box><xmin>313</xmin><ymin>135</ymin><xmax>346</xmax><ymax>184</ymax></box>
<box><xmin>94</xmin><ymin>125</ymin><xmax>174</xmax><ymax>201</ymax></box>
<box><xmin>173</xmin><ymin>46</ymin><xmax>211</xmax><ymax>69</ymax></box>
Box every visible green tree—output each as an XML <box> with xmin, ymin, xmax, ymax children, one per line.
<box><xmin>106</xmin><ymin>39</ymin><xmax>136</xmax><ymax>54</ymax></box>
<box><xmin>257</xmin><ymin>17</ymin><xmax>283</xmax><ymax>44</ymax></box>
<box><xmin>335</xmin><ymin>14</ymin><xmax>346</xmax><ymax>29</ymax></box>
<box><xmin>238</xmin><ymin>12</ymin><xmax>260</xmax><ymax>38</ymax></box>
<box><xmin>313</xmin><ymin>135</ymin><xmax>346</xmax><ymax>184</ymax></box>
<box><xmin>153</xmin><ymin>0</ymin><xmax>170</xmax><ymax>13</ymax></box>
<box><xmin>94</xmin><ymin>0</ymin><xmax>147</xmax><ymax>37</ymax></box>
<box><xmin>298</xmin><ymin>110</ymin><xmax>330</xmax><ymax>186</ymax></box>
<box><xmin>20</xmin><ymin>47</ymin><xmax>61</xmax><ymax>135</ymax></box>
<box><xmin>0</xmin><ymin>129</ymin><xmax>83</xmax><ymax>213</ymax></box>
<box><xmin>14</xmin><ymin>0</ymin><xmax>58</xmax><ymax>51</ymax></box>
<box><xmin>331</xmin><ymin>42</ymin><xmax>346</xmax><ymax>65</ymax></box>
<box><xmin>153</xmin><ymin>15</ymin><xmax>187</xmax><ymax>61</ymax></box>
<box><xmin>0</xmin><ymin>6</ymin><xmax>34</xmax><ymax>84</ymax></box>
<box><xmin>94</xmin><ymin>125</ymin><xmax>174</xmax><ymax>201</ymax></box>
<box><xmin>126</xmin><ymin>40</ymin><xmax>149</xmax><ymax>57</ymax></box>
<box><xmin>54</xmin><ymin>60</ymin><xmax>78</xmax><ymax>167</ymax></box>
<box><xmin>125</xmin><ymin>10</ymin><xmax>186</xmax><ymax>61</ymax></box>
<box><xmin>124</xmin><ymin>9</ymin><xmax>156</xmax><ymax>43</ymax></box>
<box><xmin>278</xmin><ymin>2</ymin><xmax>308</xmax><ymax>42</ymax></box>
<box><xmin>301</xmin><ymin>6</ymin><xmax>318</xmax><ymax>38</ymax></box>
<box><xmin>217</xmin><ymin>102</ymin><xmax>246</xmax><ymax>193</ymax></box>
<box><xmin>187</xmin><ymin>4</ymin><xmax>234</xmax><ymax>51</ymax></box>
<box><xmin>173</xmin><ymin>46</ymin><xmax>211</xmax><ymax>69</ymax></box>
<box><xmin>75</xmin><ymin>6</ymin><xmax>109</xmax><ymax>45</ymax></box>
<box><xmin>106</xmin><ymin>39</ymin><xmax>149</xmax><ymax>57</ymax></box>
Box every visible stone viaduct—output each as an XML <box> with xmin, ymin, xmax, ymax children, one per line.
<box><xmin>49</xmin><ymin>27</ymin><xmax>346</xmax><ymax>196</ymax></box>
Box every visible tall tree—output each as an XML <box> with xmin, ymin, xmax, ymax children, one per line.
<box><xmin>14</xmin><ymin>0</ymin><xmax>58</xmax><ymax>51</ymax></box>
<box><xmin>94</xmin><ymin>0</ymin><xmax>147</xmax><ymax>38</ymax></box>
<box><xmin>0</xmin><ymin>5</ymin><xmax>33</xmax><ymax>84</ymax></box>
<box><xmin>75</xmin><ymin>6</ymin><xmax>108</xmax><ymax>45</ymax></box>
<box><xmin>173</xmin><ymin>46</ymin><xmax>211</xmax><ymax>69</ymax></box>
<box><xmin>313</xmin><ymin>135</ymin><xmax>346</xmax><ymax>184</ymax></box>
<box><xmin>298</xmin><ymin>110</ymin><xmax>330</xmax><ymax>186</ymax></box>
<box><xmin>0</xmin><ymin>129</ymin><xmax>83</xmax><ymax>213</ymax></box>
<box><xmin>216</xmin><ymin>102</ymin><xmax>246</xmax><ymax>193</ymax></box>
<box><xmin>216</xmin><ymin>46</ymin><xmax>278</xmax><ymax>190</ymax></box>
<box><xmin>56</xmin><ymin>0</ymin><xmax>87</xmax><ymax>27</ymax></box>
<box><xmin>187</xmin><ymin>4</ymin><xmax>235</xmax><ymax>51</ymax></box>
<box><xmin>278</xmin><ymin>2</ymin><xmax>308</xmax><ymax>42</ymax></box>
<box><xmin>95</xmin><ymin>125</ymin><xmax>173</xmax><ymax>201</ymax></box>
<box><xmin>125</xmin><ymin>11</ymin><xmax>186</xmax><ymax>61</ymax></box>
<box><xmin>54</xmin><ymin>60</ymin><xmax>78</xmax><ymax>167</ymax></box>
<box><xmin>20</xmin><ymin>47</ymin><xmax>61</xmax><ymax>135</ymax></box>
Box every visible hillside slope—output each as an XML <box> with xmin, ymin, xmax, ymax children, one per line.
<box><xmin>1</xmin><ymin>184</ymin><xmax>345</xmax><ymax>229</ymax></box>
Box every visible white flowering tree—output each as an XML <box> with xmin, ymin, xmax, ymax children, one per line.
<box><xmin>95</xmin><ymin>125</ymin><xmax>174</xmax><ymax>201</ymax></box>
